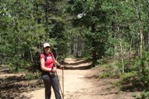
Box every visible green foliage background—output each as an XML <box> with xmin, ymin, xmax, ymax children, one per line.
<box><xmin>0</xmin><ymin>0</ymin><xmax>149</xmax><ymax>96</ymax></box>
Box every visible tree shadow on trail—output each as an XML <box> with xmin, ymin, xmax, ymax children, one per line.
<box><xmin>64</xmin><ymin>64</ymin><xmax>92</xmax><ymax>70</ymax></box>
<box><xmin>63</xmin><ymin>59</ymin><xmax>92</xmax><ymax>70</ymax></box>
<box><xmin>63</xmin><ymin>59</ymin><xmax>90</xmax><ymax>66</ymax></box>
<box><xmin>0</xmin><ymin>73</ymin><xmax>43</xmax><ymax>99</ymax></box>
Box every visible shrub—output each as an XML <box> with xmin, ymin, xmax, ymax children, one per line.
<box><xmin>133</xmin><ymin>91</ymin><xmax>149</xmax><ymax>99</ymax></box>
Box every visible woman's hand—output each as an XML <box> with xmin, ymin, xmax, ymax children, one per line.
<box><xmin>60</xmin><ymin>65</ymin><xmax>64</xmax><ymax>69</ymax></box>
<box><xmin>51</xmin><ymin>67</ymin><xmax>57</xmax><ymax>72</ymax></box>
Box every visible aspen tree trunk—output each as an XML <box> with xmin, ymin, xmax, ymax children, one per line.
<box><xmin>133</xmin><ymin>0</ymin><xmax>145</xmax><ymax>76</ymax></box>
<box><xmin>133</xmin><ymin>0</ymin><xmax>143</xmax><ymax>57</ymax></box>
<box><xmin>117</xmin><ymin>25</ymin><xmax>124</xmax><ymax>73</ymax></box>
<box><xmin>30</xmin><ymin>50</ymin><xmax>33</xmax><ymax>62</ymax></box>
<box><xmin>120</xmin><ymin>39</ymin><xmax>124</xmax><ymax>73</ymax></box>
<box><xmin>112</xmin><ymin>21</ymin><xmax>117</xmax><ymax>68</ymax></box>
<box><xmin>129</xmin><ymin>37</ymin><xmax>133</xmax><ymax>65</ymax></box>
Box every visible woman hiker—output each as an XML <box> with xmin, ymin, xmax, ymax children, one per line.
<box><xmin>40</xmin><ymin>42</ymin><xmax>64</xmax><ymax>99</ymax></box>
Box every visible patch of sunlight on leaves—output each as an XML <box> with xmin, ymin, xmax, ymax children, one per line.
<box><xmin>25</xmin><ymin>72</ymin><xmax>41</xmax><ymax>80</ymax></box>
<box><xmin>132</xmin><ymin>91</ymin><xmax>149</xmax><ymax>99</ymax></box>
<box><xmin>99</xmin><ymin>72</ymin><xmax>110</xmax><ymax>79</ymax></box>
<box><xmin>120</xmin><ymin>71</ymin><xmax>137</xmax><ymax>81</ymax></box>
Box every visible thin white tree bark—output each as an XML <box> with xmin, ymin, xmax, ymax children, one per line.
<box><xmin>133</xmin><ymin>0</ymin><xmax>143</xmax><ymax>57</ymax></box>
<box><xmin>120</xmin><ymin>39</ymin><xmax>124</xmax><ymax>73</ymax></box>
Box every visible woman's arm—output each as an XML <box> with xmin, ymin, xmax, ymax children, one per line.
<box><xmin>53</xmin><ymin>57</ymin><xmax>64</xmax><ymax>69</ymax></box>
<box><xmin>40</xmin><ymin>58</ymin><xmax>52</xmax><ymax>72</ymax></box>
<box><xmin>54</xmin><ymin>60</ymin><xmax>61</xmax><ymax>67</ymax></box>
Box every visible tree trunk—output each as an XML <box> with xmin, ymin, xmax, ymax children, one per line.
<box><xmin>120</xmin><ymin>39</ymin><xmax>124</xmax><ymax>73</ymax></box>
<box><xmin>45</xmin><ymin>0</ymin><xmax>49</xmax><ymax>40</ymax></box>
<box><xmin>147</xmin><ymin>0</ymin><xmax>149</xmax><ymax>51</ymax></box>
<box><xmin>133</xmin><ymin>0</ymin><xmax>145</xmax><ymax>76</ymax></box>
<box><xmin>70</xmin><ymin>34</ymin><xmax>74</xmax><ymax>55</ymax></box>
<box><xmin>91</xmin><ymin>23</ymin><xmax>97</xmax><ymax>67</ymax></box>
<box><xmin>133</xmin><ymin>0</ymin><xmax>143</xmax><ymax>57</ymax></box>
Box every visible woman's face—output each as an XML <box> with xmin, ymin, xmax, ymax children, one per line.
<box><xmin>44</xmin><ymin>46</ymin><xmax>50</xmax><ymax>53</ymax></box>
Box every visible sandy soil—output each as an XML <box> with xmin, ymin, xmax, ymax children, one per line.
<box><xmin>0</xmin><ymin>58</ymin><xmax>137</xmax><ymax>99</ymax></box>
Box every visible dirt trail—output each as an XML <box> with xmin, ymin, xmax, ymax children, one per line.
<box><xmin>0</xmin><ymin>58</ymin><xmax>136</xmax><ymax>99</ymax></box>
<box><xmin>22</xmin><ymin>58</ymin><xmax>135</xmax><ymax>99</ymax></box>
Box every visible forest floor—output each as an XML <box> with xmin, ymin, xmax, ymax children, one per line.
<box><xmin>0</xmin><ymin>58</ymin><xmax>139</xmax><ymax>99</ymax></box>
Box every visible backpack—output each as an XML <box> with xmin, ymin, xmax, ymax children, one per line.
<box><xmin>34</xmin><ymin>52</ymin><xmax>47</xmax><ymax>72</ymax></box>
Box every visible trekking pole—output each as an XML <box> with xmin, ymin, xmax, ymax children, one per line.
<box><xmin>62</xmin><ymin>68</ymin><xmax>64</xmax><ymax>99</ymax></box>
<box><xmin>55</xmin><ymin>71</ymin><xmax>64</xmax><ymax>99</ymax></box>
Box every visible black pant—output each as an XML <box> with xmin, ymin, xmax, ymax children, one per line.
<box><xmin>42</xmin><ymin>73</ymin><xmax>61</xmax><ymax>99</ymax></box>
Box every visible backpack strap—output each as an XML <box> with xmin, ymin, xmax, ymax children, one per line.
<box><xmin>44</xmin><ymin>54</ymin><xmax>47</xmax><ymax>61</ymax></box>
<box><xmin>50</xmin><ymin>52</ymin><xmax>56</xmax><ymax>67</ymax></box>
<box><xmin>43</xmin><ymin>52</ymin><xmax>54</xmax><ymax>62</ymax></box>
<box><xmin>50</xmin><ymin>52</ymin><xmax>54</xmax><ymax>59</ymax></box>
